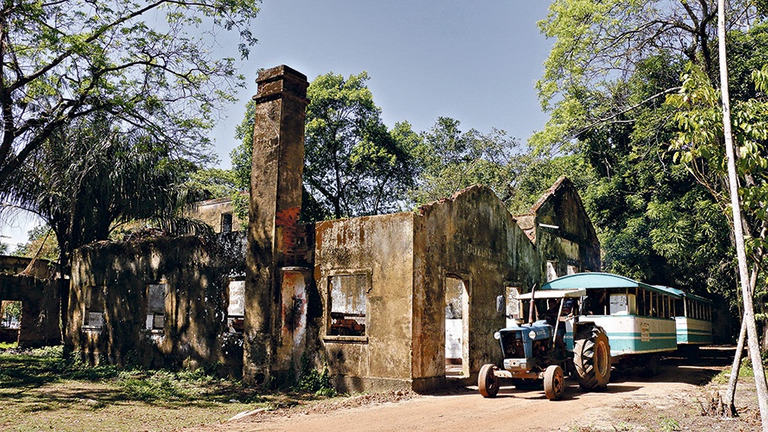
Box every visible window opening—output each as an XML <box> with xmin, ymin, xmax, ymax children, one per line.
<box><xmin>83</xmin><ymin>286</ymin><xmax>105</xmax><ymax>330</ymax></box>
<box><xmin>505</xmin><ymin>286</ymin><xmax>521</xmax><ymax>327</ymax></box>
<box><xmin>146</xmin><ymin>283</ymin><xmax>167</xmax><ymax>331</ymax></box>
<box><xmin>1</xmin><ymin>300</ymin><xmax>21</xmax><ymax>330</ymax></box>
<box><xmin>221</xmin><ymin>213</ymin><xmax>233</xmax><ymax>233</ymax></box>
<box><xmin>546</xmin><ymin>261</ymin><xmax>558</xmax><ymax>281</ymax></box>
<box><xmin>328</xmin><ymin>273</ymin><xmax>368</xmax><ymax>337</ymax></box>
<box><xmin>227</xmin><ymin>279</ymin><xmax>245</xmax><ymax>333</ymax></box>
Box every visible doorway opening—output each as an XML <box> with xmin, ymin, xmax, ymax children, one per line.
<box><xmin>0</xmin><ymin>300</ymin><xmax>21</xmax><ymax>345</ymax></box>
<box><xmin>445</xmin><ymin>276</ymin><xmax>469</xmax><ymax>378</ymax></box>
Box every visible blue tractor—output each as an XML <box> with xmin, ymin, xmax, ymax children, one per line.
<box><xmin>478</xmin><ymin>287</ymin><xmax>611</xmax><ymax>400</ymax></box>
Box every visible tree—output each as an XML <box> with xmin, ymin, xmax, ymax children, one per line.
<box><xmin>716</xmin><ymin>2</ymin><xmax>768</xmax><ymax>422</ymax></box>
<box><xmin>409</xmin><ymin>117</ymin><xmax>524</xmax><ymax>208</ymax></box>
<box><xmin>532</xmin><ymin>1</ymin><xmax>766</xmax><ymax>301</ymax></box>
<box><xmin>668</xmin><ymin>62</ymin><xmax>768</xmax><ymax>422</ymax></box>
<box><xmin>12</xmin><ymin>225</ymin><xmax>58</xmax><ymax>261</ymax></box>
<box><xmin>1</xmin><ymin>113</ymin><xmax>211</xmax><ymax>336</ymax></box>
<box><xmin>534</xmin><ymin>0</ymin><xmax>760</xmax><ymax>153</ymax></box>
<box><xmin>0</xmin><ymin>0</ymin><xmax>260</xmax><ymax>187</ymax></box>
<box><xmin>231</xmin><ymin>71</ymin><xmax>419</xmax><ymax>221</ymax></box>
<box><xmin>304</xmin><ymin>72</ymin><xmax>417</xmax><ymax>219</ymax></box>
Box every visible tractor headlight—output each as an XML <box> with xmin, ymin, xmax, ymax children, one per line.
<box><xmin>494</xmin><ymin>331</ymin><xmax>501</xmax><ymax>340</ymax></box>
<box><xmin>528</xmin><ymin>330</ymin><xmax>537</xmax><ymax>340</ymax></box>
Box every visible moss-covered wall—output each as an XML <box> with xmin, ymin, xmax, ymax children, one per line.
<box><xmin>313</xmin><ymin>213</ymin><xmax>415</xmax><ymax>392</ymax></box>
<box><xmin>66</xmin><ymin>232</ymin><xmax>246</xmax><ymax>375</ymax></box>
<box><xmin>533</xmin><ymin>178</ymin><xmax>601</xmax><ymax>278</ymax></box>
<box><xmin>413</xmin><ymin>186</ymin><xmax>540</xmax><ymax>390</ymax></box>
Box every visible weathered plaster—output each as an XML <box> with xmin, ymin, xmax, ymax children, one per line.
<box><xmin>66</xmin><ymin>232</ymin><xmax>246</xmax><ymax>374</ymax></box>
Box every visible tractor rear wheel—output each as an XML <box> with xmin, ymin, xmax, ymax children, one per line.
<box><xmin>543</xmin><ymin>365</ymin><xmax>565</xmax><ymax>400</ymax></box>
<box><xmin>478</xmin><ymin>363</ymin><xmax>499</xmax><ymax>398</ymax></box>
<box><xmin>574</xmin><ymin>325</ymin><xmax>610</xmax><ymax>391</ymax></box>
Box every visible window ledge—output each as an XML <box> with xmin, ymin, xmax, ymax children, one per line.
<box><xmin>323</xmin><ymin>335</ymin><xmax>368</xmax><ymax>344</ymax></box>
<box><xmin>143</xmin><ymin>329</ymin><xmax>165</xmax><ymax>336</ymax></box>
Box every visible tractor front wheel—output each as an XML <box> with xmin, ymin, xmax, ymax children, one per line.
<box><xmin>544</xmin><ymin>365</ymin><xmax>565</xmax><ymax>400</ymax></box>
<box><xmin>574</xmin><ymin>325</ymin><xmax>611</xmax><ymax>391</ymax></box>
<box><xmin>478</xmin><ymin>363</ymin><xmax>500</xmax><ymax>398</ymax></box>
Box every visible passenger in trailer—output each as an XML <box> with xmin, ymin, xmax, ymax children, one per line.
<box><xmin>583</xmin><ymin>291</ymin><xmax>607</xmax><ymax>315</ymax></box>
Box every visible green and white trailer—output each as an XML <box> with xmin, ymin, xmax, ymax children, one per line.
<box><xmin>541</xmin><ymin>273</ymin><xmax>681</xmax><ymax>370</ymax></box>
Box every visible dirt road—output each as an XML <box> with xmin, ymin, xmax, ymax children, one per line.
<box><xmin>192</xmin><ymin>350</ymin><xmax>760</xmax><ymax>431</ymax></box>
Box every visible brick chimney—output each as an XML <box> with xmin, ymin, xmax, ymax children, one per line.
<box><xmin>243</xmin><ymin>65</ymin><xmax>309</xmax><ymax>385</ymax></box>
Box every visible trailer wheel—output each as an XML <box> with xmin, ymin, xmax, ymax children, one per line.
<box><xmin>574</xmin><ymin>325</ymin><xmax>610</xmax><ymax>390</ymax></box>
<box><xmin>544</xmin><ymin>365</ymin><xmax>565</xmax><ymax>400</ymax></box>
<box><xmin>478</xmin><ymin>364</ymin><xmax>500</xmax><ymax>398</ymax></box>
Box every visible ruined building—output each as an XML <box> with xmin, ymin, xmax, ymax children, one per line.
<box><xmin>66</xmin><ymin>65</ymin><xmax>600</xmax><ymax>392</ymax></box>
<box><xmin>0</xmin><ymin>256</ymin><xmax>61</xmax><ymax>347</ymax></box>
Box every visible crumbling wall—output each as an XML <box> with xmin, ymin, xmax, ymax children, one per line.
<box><xmin>66</xmin><ymin>232</ymin><xmax>246</xmax><ymax>375</ymax></box>
<box><xmin>186</xmin><ymin>197</ymin><xmax>244</xmax><ymax>233</ymax></box>
<box><xmin>0</xmin><ymin>256</ymin><xmax>60</xmax><ymax>347</ymax></box>
<box><xmin>532</xmin><ymin>177</ymin><xmax>601</xmax><ymax>279</ymax></box>
<box><xmin>0</xmin><ymin>275</ymin><xmax>60</xmax><ymax>347</ymax></box>
<box><xmin>313</xmin><ymin>213</ymin><xmax>415</xmax><ymax>392</ymax></box>
<box><xmin>413</xmin><ymin>185</ymin><xmax>540</xmax><ymax>390</ymax></box>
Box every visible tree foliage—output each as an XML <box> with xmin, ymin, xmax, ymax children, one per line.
<box><xmin>0</xmin><ymin>0</ymin><xmax>261</xmax><ymax>187</ymax></box>
<box><xmin>304</xmin><ymin>72</ymin><xmax>417</xmax><ymax>219</ymax></box>
<box><xmin>12</xmin><ymin>225</ymin><xmax>59</xmax><ymax>261</ymax></box>
<box><xmin>534</xmin><ymin>0</ymin><xmax>759</xmax><ymax>153</ymax></box>
<box><xmin>531</xmin><ymin>0</ymin><xmax>753</xmax><ymax>305</ymax></box>
<box><xmin>1</xmin><ymin>113</ymin><xmax>211</xmax><ymax>272</ymax></box>
<box><xmin>409</xmin><ymin>117</ymin><xmax>514</xmax><ymax>205</ymax></box>
<box><xmin>668</xmin><ymin>62</ymin><xmax>768</xmax><ymax>336</ymax></box>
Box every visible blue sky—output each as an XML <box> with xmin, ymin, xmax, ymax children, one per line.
<box><xmin>1</xmin><ymin>1</ymin><xmax>554</xmax><ymax>249</ymax></box>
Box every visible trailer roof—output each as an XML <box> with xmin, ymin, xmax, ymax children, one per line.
<box><xmin>654</xmin><ymin>285</ymin><xmax>713</xmax><ymax>304</ymax></box>
<box><xmin>541</xmin><ymin>273</ymin><xmax>682</xmax><ymax>298</ymax></box>
<box><xmin>517</xmin><ymin>288</ymin><xmax>586</xmax><ymax>300</ymax></box>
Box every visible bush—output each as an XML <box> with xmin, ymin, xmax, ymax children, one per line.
<box><xmin>294</xmin><ymin>355</ymin><xmax>336</xmax><ymax>397</ymax></box>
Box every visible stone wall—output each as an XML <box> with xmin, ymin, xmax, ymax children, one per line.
<box><xmin>186</xmin><ymin>197</ymin><xmax>244</xmax><ymax>233</ymax></box>
<box><xmin>313</xmin><ymin>212</ymin><xmax>415</xmax><ymax>392</ymax></box>
<box><xmin>0</xmin><ymin>256</ymin><xmax>60</xmax><ymax>347</ymax></box>
<box><xmin>413</xmin><ymin>185</ymin><xmax>540</xmax><ymax>390</ymax></box>
<box><xmin>66</xmin><ymin>232</ymin><xmax>246</xmax><ymax>374</ymax></box>
<box><xmin>531</xmin><ymin>177</ymin><xmax>601</xmax><ymax>280</ymax></box>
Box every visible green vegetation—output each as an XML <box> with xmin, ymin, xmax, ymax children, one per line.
<box><xmin>294</xmin><ymin>355</ymin><xmax>336</xmax><ymax>397</ymax></box>
<box><xmin>712</xmin><ymin>358</ymin><xmax>759</xmax><ymax>384</ymax></box>
<box><xmin>0</xmin><ymin>346</ymin><xmax>334</xmax><ymax>431</ymax></box>
<box><xmin>0</xmin><ymin>0</ymin><xmax>260</xmax><ymax>188</ymax></box>
<box><xmin>658</xmin><ymin>415</ymin><xmax>681</xmax><ymax>432</ymax></box>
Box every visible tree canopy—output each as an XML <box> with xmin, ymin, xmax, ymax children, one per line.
<box><xmin>2</xmin><ymin>113</ymin><xmax>210</xmax><ymax>270</ymax></box>
<box><xmin>0</xmin><ymin>0</ymin><xmax>260</xmax><ymax>187</ymax></box>
<box><xmin>304</xmin><ymin>71</ymin><xmax>418</xmax><ymax>219</ymax></box>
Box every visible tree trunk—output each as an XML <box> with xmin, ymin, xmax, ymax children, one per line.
<box><xmin>724</xmin><ymin>266</ymin><xmax>755</xmax><ymax>415</ymax></box>
<box><xmin>717</xmin><ymin>2</ymin><xmax>768</xmax><ymax>429</ymax></box>
<box><xmin>725</xmin><ymin>312</ymin><xmax>747</xmax><ymax>415</ymax></box>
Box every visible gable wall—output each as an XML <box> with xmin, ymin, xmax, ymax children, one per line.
<box><xmin>313</xmin><ymin>212</ymin><xmax>415</xmax><ymax>392</ymax></box>
<box><xmin>413</xmin><ymin>186</ymin><xmax>540</xmax><ymax>389</ymax></box>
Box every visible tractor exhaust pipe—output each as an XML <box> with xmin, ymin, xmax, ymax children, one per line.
<box><xmin>528</xmin><ymin>284</ymin><xmax>537</xmax><ymax>325</ymax></box>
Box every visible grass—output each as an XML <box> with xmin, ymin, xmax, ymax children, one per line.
<box><xmin>657</xmin><ymin>415</ymin><xmax>680</xmax><ymax>432</ymax></box>
<box><xmin>710</xmin><ymin>358</ymin><xmax>757</xmax><ymax>384</ymax></box>
<box><xmin>0</xmin><ymin>345</ymin><xmax>328</xmax><ymax>431</ymax></box>
<box><xmin>0</xmin><ymin>342</ymin><xmax>17</xmax><ymax>350</ymax></box>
